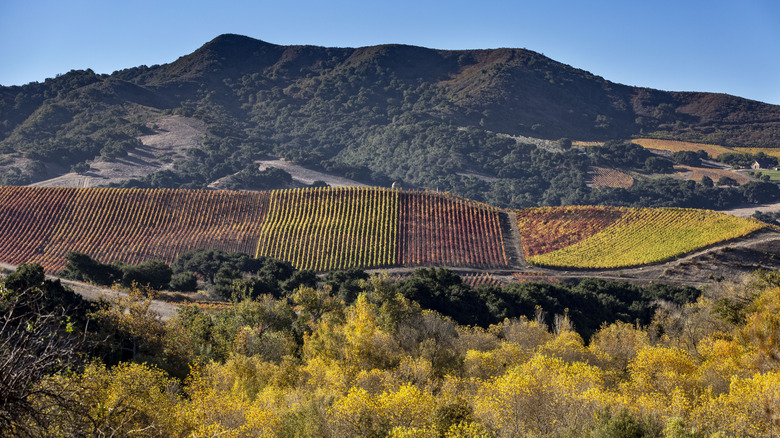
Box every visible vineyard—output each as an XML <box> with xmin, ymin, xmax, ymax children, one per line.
<box><xmin>632</xmin><ymin>138</ymin><xmax>733</xmax><ymax>158</ymax></box>
<box><xmin>460</xmin><ymin>272</ymin><xmax>503</xmax><ymax>288</ymax></box>
<box><xmin>589</xmin><ymin>167</ymin><xmax>634</xmax><ymax>188</ymax></box>
<box><xmin>255</xmin><ymin>187</ymin><xmax>398</xmax><ymax>271</ymax></box>
<box><xmin>0</xmin><ymin>185</ymin><xmax>772</xmax><ymax>275</ymax></box>
<box><xmin>733</xmin><ymin>147</ymin><xmax>780</xmax><ymax>160</ymax></box>
<box><xmin>674</xmin><ymin>165</ymin><xmax>751</xmax><ymax>185</ymax></box>
<box><xmin>0</xmin><ymin>186</ymin><xmax>508</xmax><ymax>274</ymax></box>
<box><xmin>517</xmin><ymin>206</ymin><xmax>766</xmax><ymax>269</ymax></box>
<box><xmin>398</xmin><ymin>191</ymin><xmax>508</xmax><ymax>268</ymax></box>
<box><xmin>0</xmin><ymin>186</ymin><xmax>270</xmax><ymax>273</ymax></box>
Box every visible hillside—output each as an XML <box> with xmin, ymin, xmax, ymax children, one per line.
<box><xmin>1</xmin><ymin>34</ymin><xmax>780</xmax><ymax>210</ymax></box>
<box><xmin>0</xmin><ymin>186</ymin><xmax>508</xmax><ymax>274</ymax></box>
<box><xmin>0</xmin><ymin>186</ymin><xmax>777</xmax><ymax>287</ymax></box>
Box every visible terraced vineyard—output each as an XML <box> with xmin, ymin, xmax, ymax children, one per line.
<box><xmin>516</xmin><ymin>206</ymin><xmax>766</xmax><ymax>268</ymax></box>
<box><xmin>0</xmin><ymin>186</ymin><xmax>508</xmax><ymax>273</ymax></box>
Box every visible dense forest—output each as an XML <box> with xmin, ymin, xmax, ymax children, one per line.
<box><xmin>2</xmin><ymin>251</ymin><xmax>779</xmax><ymax>436</ymax></box>
<box><xmin>1</xmin><ymin>34</ymin><xmax>780</xmax><ymax>209</ymax></box>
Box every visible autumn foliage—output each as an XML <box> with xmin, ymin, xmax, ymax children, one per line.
<box><xmin>6</xmin><ymin>270</ymin><xmax>780</xmax><ymax>437</ymax></box>
<box><xmin>0</xmin><ymin>186</ymin><xmax>508</xmax><ymax>273</ymax></box>
<box><xmin>517</xmin><ymin>205</ymin><xmax>765</xmax><ymax>268</ymax></box>
<box><xmin>255</xmin><ymin>187</ymin><xmax>399</xmax><ymax>271</ymax></box>
<box><xmin>0</xmin><ymin>186</ymin><xmax>270</xmax><ymax>272</ymax></box>
<box><xmin>398</xmin><ymin>191</ymin><xmax>508</xmax><ymax>268</ymax></box>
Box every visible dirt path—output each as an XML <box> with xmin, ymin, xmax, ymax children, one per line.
<box><xmin>500</xmin><ymin>211</ymin><xmax>527</xmax><ymax>269</ymax></box>
<box><xmin>58</xmin><ymin>279</ymin><xmax>180</xmax><ymax>321</ymax></box>
<box><xmin>720</xmin><ymin>202</ymin><xmax>780</xmax><ymax>218</ymax></box>
<box><xmin>0</xmin><ymin>263</ymin><xmax>179</xmax><ymax>320</ymax></box>
<box><xmin>256</xmin><ymin>160</ymin><xmax>368</xmax><ymax>187</ymax></box>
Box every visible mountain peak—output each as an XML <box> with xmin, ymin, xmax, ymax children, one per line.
<box><xmin>203</xmin><ymin>34</ymin><xmax>277</xmax><ymax>50</ymax></box>
<box><xmin>155</xmin><ymin>34</ymin><xmax>284</xmax><ymax>81</ymax></box>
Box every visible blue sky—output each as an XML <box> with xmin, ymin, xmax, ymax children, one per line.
<box><xmin>2</xmin><ymin>0</ymin><xmax>779</xmax><ymax>105</ymax></box>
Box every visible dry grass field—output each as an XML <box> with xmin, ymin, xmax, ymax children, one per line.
<box><xmin>733</xmin><ymin>147</ymin><xmax>780</xmax><ymax>160</ymax></box>
<box><xmin>632</xmin><ymin>138</ymin><xmax>732</xmax><ymax>158</ymax></box>
<box><xmin>674</xmin><ymin>165</ymin><xmax>752</xmax><ymax>185</ymax></box>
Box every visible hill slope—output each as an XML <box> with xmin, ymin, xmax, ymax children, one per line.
<box><xmin>0</xmin><ymin>186</ymin><xmax>508</xmax><ymax>273</ymax></box>
<box><xmin>1</xmin><ymin>34</ymin><xmax>780</xmax><ymax>209</ymax></box>
<box><xmin>0</xmin><ymin>186</ymin><xmax>774</xmax><ymax>280</ymax></box>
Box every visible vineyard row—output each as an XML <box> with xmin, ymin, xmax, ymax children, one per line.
<box><xmin>0</xmin><ymin>186</ymin><xmax>509</xmax><ymax>274</ymax></box>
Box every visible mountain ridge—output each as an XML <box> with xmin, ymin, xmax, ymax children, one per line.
<box><xmin>5</xmin><ymin>33</ymin><xmax>780</xmax><ymax>143</ymax></box>
<box><xmin>1</xmin><ymin>33</ymin><xmax>779</xmax><ymax>208</ymax></box>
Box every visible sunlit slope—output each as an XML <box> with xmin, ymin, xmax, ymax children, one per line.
<box><xmin>632</xmin><ymin>138</ymin><xmax>732</xmax><ymax>158</ymax></box>
<box><xmin>0</xmin><ymin>186</ymin><xmax>508</xmax><ymax>273</ymax></box>
<box><xmin>255</xmin><ymin>187</ymin><xmax>399</xmax><ymax>271</ymax></box>
<box><xmin>398</xmin><ymin>191</ymin><xmax>508</xmax><ymax>269</ymax></box>
<box><xmin>0</xmin><ymin>186</ymin><xmax>270</xmax><ymax>272</ymax></box>
<box><xmin>1</xmin><ymin>186</ymin><xmax>763</xmax><ymax>273</ymax></box>
<box><xmin>517</xmin><ymin>206</ymin><xmax>766</xmax><ymax>268</ymax></box>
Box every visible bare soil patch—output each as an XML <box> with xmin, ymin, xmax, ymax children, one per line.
<box><xmin>500</xmin><ymin>211</ymin><xmax>527</xmax><ymax>268</ymax></box>
<box><xmin>720</xmin><ymin>202</ymin><xmax>780</xmax><ymax>218</ymax></box>
<box><xmin>673</xmin><ymin>165</ymin><xmax>753</xmax><ymax>185</ymax></box>
<box><xmin>0</xmin><ymin>262</ymin><xmax>181</xmax><ymax>320</ymax></box>
<box><xmin>29</xmin><ymin>115</ymin><xmax>205</xmax><ymax>188</ymax></box>
<box><xmin>256</xmin><ymin>159</ymin><xmax>368</xmax><ymax>187</ymax></box>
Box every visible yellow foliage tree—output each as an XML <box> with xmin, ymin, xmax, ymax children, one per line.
<box><xmin>538</xmin><ymin>329</ymin><xmax>592</xmax><ymax>364</ymax></box>
<box><xmin>66</xmin><ymin>362</ymin><xmax>183</xmax><ymax>437</ymax></box>
<box><xmin>181</xmin><ymin>359</ymin><xmax>285</xmax><ymax>437</ymax></box>
<box><xmin>738</xmin><ymin>286</ymin><xmax>780</xmax><ymax>369</ymax></box>
<box><xmin>328</xmin><ymin>386</ymin><xmax>381</xmax><ymax>438</ymax></box>
<box><xmin>623</xmin><ymin>345</ymin><xmax>698</xmax><ymax>421</ymax></box>
<box><xmin>588</xmin><ymin>321</ymin><xmax>650</xmax><ymax>376</ymax></box>
<box><xmin>691</xmin><ymin>370</ymin><xmax>780</xmax><ymax>436</ymax></box>
<box><xmin>473</xmin><ymin>354</ymin><xmax>605</xmax><ymax>437</ymax></box>
<box><xmin>463</xmin><ymin>342</ymin><xmax>528</xmax><ymax>380</ymax></box>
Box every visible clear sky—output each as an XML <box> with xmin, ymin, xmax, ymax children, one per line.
<box><xmin>2</xmin><ymin>0</ymin><xmax>779</xmax><ymax>105</ymax></box>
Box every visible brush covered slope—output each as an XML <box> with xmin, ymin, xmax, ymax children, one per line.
<box><xmin>2</xmin><ymin>34</ymin><xmax>780</xmax><ymax>211</ymax></box>
<box><xmin>516</xmin><ymin>206</ymin><xmax>766</xmax><ymax>268</ymax></box>
<box><xmin>0</xmin><ymin>186</ymin><xmax>508</xmax><ymax>273</ymax></box>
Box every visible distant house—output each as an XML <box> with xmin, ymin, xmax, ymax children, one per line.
<box><xmin>752</xmin><ymin>159</ymin><xmax>774</xmax><ymax>170</ymax></box>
